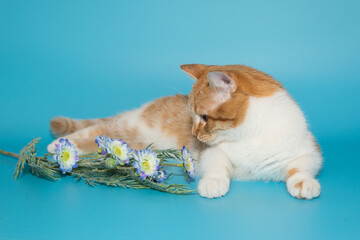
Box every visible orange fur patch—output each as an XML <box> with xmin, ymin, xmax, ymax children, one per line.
<box><xmin>182</xmin><ymin>64</ymin><xmax>283</xmax><ymax>97</ymax></box>
<box><xmin>72</xmin><ymin>138</ymin><xmax>98</xmax><ymax>152</ymax></box>
<box><xmin>50</xmin><ymin>117</ymin><xmax>76</xmax><ymax>137</ymax></box>
<box><xmin>180</xmin><ymin>64</ymin><xmax>208</xmax><ymax>80</ymax></box>
<box><xmin>141</xmin><ymin>95</ymin><xmax>205</xmax><ymax>152</ymax></box>
<box><xmin>286</xmin><ymin>168</ymin><xmax>299</xmax><ymax>180</ymax></box>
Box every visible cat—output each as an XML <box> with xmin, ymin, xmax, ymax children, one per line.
<box><xmin>47</xmin><ymin>64</ymin><xmax>322</xmax><ymax>199</ymax></box>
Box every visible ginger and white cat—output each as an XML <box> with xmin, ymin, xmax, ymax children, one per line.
<box><xmin>48</xmin><ymin>64</ymin><xmax>322</xmax><ymax>199</ymax></box>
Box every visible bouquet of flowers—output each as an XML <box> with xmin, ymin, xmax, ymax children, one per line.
<box><xmin>0</xmin><ymin>136</ymin><xmax>197</xmax><ymax>194</ymax></box>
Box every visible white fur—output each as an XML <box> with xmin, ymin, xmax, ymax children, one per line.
<box><xmin>197</xmin><ymin>90</ymin><xmax>322</xmax><ymax>199</ymax></box>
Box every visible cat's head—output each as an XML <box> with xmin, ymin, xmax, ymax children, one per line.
<box><xmin>181</xmin><ymin>64</ymin><xmax>281</xmax><ymax>145</ymax></box>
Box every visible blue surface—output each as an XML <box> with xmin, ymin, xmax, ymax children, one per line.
<box><xmin>1</xmin><ymin>0</ymin><xmax>360</xmax><ymax>239</ymax></box>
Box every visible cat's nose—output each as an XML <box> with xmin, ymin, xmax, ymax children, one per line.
<box><xmin>191</xmin><ymin>128</ymin><xmax>198</xmax><ymax>137</ymax></box>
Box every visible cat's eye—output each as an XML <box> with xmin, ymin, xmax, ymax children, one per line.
<box><xmin>201</xmin><ymin>115</ymin><xmax>208</xmax><ymax>122</ymax></box>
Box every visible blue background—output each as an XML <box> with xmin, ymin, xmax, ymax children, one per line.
<box><xmin>1</xmin><ymin>0</ymin><xmax>359</xmax><ymax>239</ymax></box>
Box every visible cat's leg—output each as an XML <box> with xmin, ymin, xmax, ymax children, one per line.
<box><xmin>50</xmin><ymin>116</ymin><xmax>114</xmax><ymax>137</ymax></box>
<box><xmin>197</xmin><ymin>147</ymin><xmax>232</xmax><ymax>198</ymax></box>
<box><xmin>47</xmin><ymin>123</ymin><xmax>113</xmax><ymax>154</ymax></box>
<box><xmin>285</xmin><ymin>156</ymin><xmax>321</xmax><ymax>200</ymax></box>
<box><xmin>48</xmin><ymin>120</ymin><xmax>148</xmax><ymax>154</ymax></box>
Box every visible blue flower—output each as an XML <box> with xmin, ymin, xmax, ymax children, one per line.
<box><xmin>53</xmin><ymin>138</ymin><xmax>79</xmax><ymax>174</ymax></box>
<box><xmin>105</xmin><ymin>137</ymin><xmax>131</xmax><ymax>165</ymax></box>
<box><xmin>95</xmin><ymin>135</ymin><xmax>107</xmax><ymax>155</ymax></box>
<box><xmin>155</xmin><ymin>169</ymin><xmax>167</xmax><ymax>183</ymax></box>
<box><xmin>133</xmin><ymin>148</ymin><xmax>160</xmax><ymax>180</ymax></box>
<box><xmin>95</xmin><ymin>136</ymin><xmax>131</xmax><ymax>165</ymax></box>
<box><xmin>180</xmin><ymin>146</ymin><xmax>195</xmax><ymax>182</ymax></box>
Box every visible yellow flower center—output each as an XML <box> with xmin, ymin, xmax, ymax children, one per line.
<box><xmin>186</xmin><ymin>161</ymin><xmax>191</xmax><ymax>169</ymax></box>
<box><xmin>114</xmin><ymin>147</ymin><xmax>122</xmax><ymax>156</ymax></box>
<box><xmin>141</xmin><ymin>161</ymin><xmax>150</xmax><ymax>171</ymax></box>
<box><xmin>61</xmin><ymin>151</ymin><xmax>70</xmax><ymax>163</ymax></box>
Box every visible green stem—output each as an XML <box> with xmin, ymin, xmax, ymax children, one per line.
<box><xmin>80</xmin><ymin>157</ymin><xmax>105</xmax><ymax>162</ymax></box>
<box><xmin>78</xmin><ymin>162</ymin><xmax>104</xmax><ymax>167</ymax></box>
<box><xmin>126</xmin><ymin>170</ymin><xmax>195</xmax><ymax>194</ymax></box>
<box><xmin>79</xmin><ymin>153</ymin><xmax>101</xmax><ymax>159</ymax></box>
<box><xmin>0</xmin><ymin>149</ymin><xmax>19</xmax><ymax>159</ymax></box>
<box><xmin>42</xmin><ymin>154</ymin><xmax>58</xmax><ymax>165</ymax></box>
<box><xmin>116</xmin><ymin>166</ymin><xmax>135</xmax><ymax>170</ymax></box>
<box><xmin>162</xmin><ymin>163</ymin><xmax>183</xmax><ymax>167</ymax></box>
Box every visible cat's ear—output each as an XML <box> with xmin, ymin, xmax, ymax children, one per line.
<box><xmin>207</xmin><ymin>71</ymin><xmax>236</xmax><ymax>92</ymax></box>
<box><xmin>180</xmin><ymin>64</ymin><xmax>208</xmax><ymax>80</ymax></box>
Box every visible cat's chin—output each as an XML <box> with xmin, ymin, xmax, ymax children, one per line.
<box><xmin>205</xmin><ymin>141</ymin><xmax>217</xmax><ymax>147</ymax></box>
<box><xmin>197</xmin><ymin>138</ymin><xmax>218</xmax><ymax>147</ymax></box>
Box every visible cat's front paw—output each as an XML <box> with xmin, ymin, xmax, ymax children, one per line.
<box><xmin>198</xmin><ymin>177</ymin><xmax>230</xmax><ymax>199</ymax></box>
<box><xmin>287</xmin><ymin>178</ymin><xmax>321</xmax><ymax>200</ymax></box>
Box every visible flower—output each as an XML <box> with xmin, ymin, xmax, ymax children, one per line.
<box><xmin>95</xmin><ymin>135</ymin><xmax>107</xmax><ymax>155</ymax></box>
<box><xmin>95</xmin><ymin>136</ymin><xmax>131</xmax><ymax>165</ymax></box>
<box><xmin>105</xmin><ymin>137</ymin><xmax>131</xmax><ymax>165</ymax></box>
<box><xmin>180</xmin><ymin>146</ymin><xmax>195</xmax><ymax>182</ymax></box>
<box><xmin>155</xmin><ymin>169</ymin><xmax>167</xmax><ymax>183</ymax></box>
<box><xmin>133</xmin><ymin>148</ymin><xmax>160</xmax><ymax>180</ymax></box>
<box><xmin>53</xmin><ymin>138</ymin><xmax>79</xmax><ymax>174</ymax></box>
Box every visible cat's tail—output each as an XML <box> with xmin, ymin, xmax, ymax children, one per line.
<box><xmin>50</xmin><ymin>116</ymin><xmax>111</xmax><ymax>137</ymax></box>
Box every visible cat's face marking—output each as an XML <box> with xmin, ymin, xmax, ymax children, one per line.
<box><xmin>182</xmin><ymin>64</ymin><xmax>282</xmax><ymax>144</ymax></box>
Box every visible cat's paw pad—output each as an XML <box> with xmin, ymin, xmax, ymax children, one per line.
<box><xmin>198</xmin><ymin>177</ymin><xmax>230</xmax><ymax>199</ymax></box>
<box><xmin>287</xmin><ymin>178</ymin><xmax>321</xmax><ymax>200</ymax></box>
